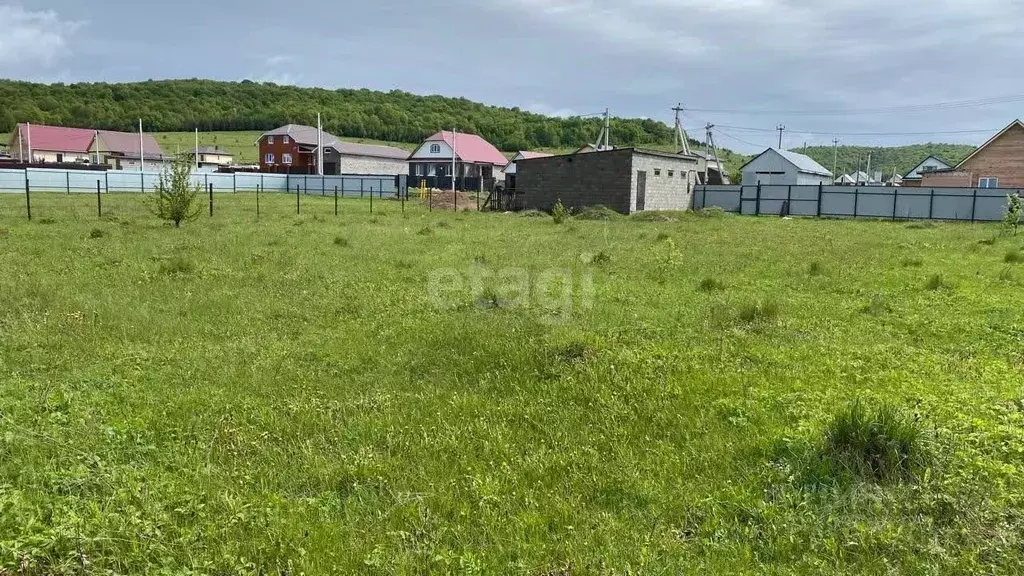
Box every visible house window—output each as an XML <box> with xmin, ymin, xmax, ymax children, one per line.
<box><xmin>430</xmin><ymin>143</ymin><xmax>441</xmax><ymax>154</ymax></box>
<box><xmin>267</xmin><ymin>136</ymin><xmax>274</xmax><ymax>145</ymax></box>
<box><xmin>265</xmin><ymin>152</ymin><xmax>275</xmax><ymax>164</ymax></box>
<box><xmin>282</xmin><ymin>153</ymin><xmax>293</xmax><ymax>165</ymax></box>
<box><xmin>654</xmin><ymin>168</ymin><xmax>661</xmax><ymax>177</ymax></box>
<box><xmin>668</xmin><ymin>170</ymin><xmax>674</xmax><ymax>177</ymax></box>
<box><xmin>283</xmin><ymin>135</ymin><xmax>290</xmax><ymax>144</ymax></box>
<box><xmin>979</xmin><ymin>177</ymin><xmax>999</xmax><ymax>188</ymax></box>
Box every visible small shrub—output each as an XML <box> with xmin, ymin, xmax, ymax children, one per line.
<box><xmin>472</xmin><ymin>255</ymin><xmax>489</xmax><ymax>265</ymax></box>
<box><xmin>695</xmin><ymin>206</ymin><xmax>728</xmax><ymax>218</ymax></box>
<box><xmin>697</xmin><ymin>277</ymin><xmax>725</xmax><ymax>292</ymax></box>
<box><xmin>821</xmin><ymin>400</ymin><xmax>929</xmax><ymax>482</ymax></box>
<box><xmin>153</xmin><ymin>155</ymin><xmax>203</xmax><ymax>228</ymax></box>
<box><xmin>1004</xmin><ymin>193</ymin><xmax>1022</xmax><ymax>235</ymax></box>
<box><xmin>333</xmin><ymin>236</ymin><xmax>350</xmax><ymax>247</ymax></box>
<box><xmin>88</xmin><ymin>228</ymin><xmax>105</xmax><ymax>239</ymax></box>
<box><xmin>860</xmin><ymin>293</ymin><xmax>890</xmax><ymax>316</ymax></box>
<box><xmin>552</xmin><ymin>199</ymin><xmax>569</xmax><ymax>225</ymax></box>
<box><xmin>901</xmin><ymin>256</ymin><xmax>924</xmax><ymax>268</ymax></box>
<box><xmin>575</xmin><ymin>205</ymin><xmax>624</xmax><ymax>221</ymax></box>
<box><xmin>925</xmin><ymin>273</ymin><xmax>948</xmax><ymax>291</ymax></box>
<box><xmin>552</xmin><ymin>341</ymin><xmax>595</xmax><ymax>364</ymax></box>
<box><xmin>159</xmin><ymin>256</ymin><xmax>195</xmax><ymax>275</ymax></box>
<box><xmin>655</xmin><ymin>231</ymin><xmax>672</xmax><ymax>242</ymax></box>
<box><xmin>475</xmin><ymin>287</ymin><xmax>502</xmax><ymax>310</ymax></box>
<box><xmin>737</xmin><ymin>299</ymin><xmax>780</xmax><ymax>325</ymax></box>
<box><xmin>808</xmin><ymin>261</ymin><xmax>823</xmax><ymax>276</ymax></box>
<box><xmin>417</xmin><ymin>226</ymin><xmax>433</xmax><ymax>236</ymax></box>
<box><xmin>1005</xmin><ymin>250</ymin><xmax>1024</xmax><ymax>264</ymax></box>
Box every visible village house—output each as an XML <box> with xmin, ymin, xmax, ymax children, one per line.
<box><xmin>901</xmin><ymin>155</ymin><xmax>951</xmax><ymax>188</ymax></box>
<box><xmin>407</xmin><ymin>130</ymin><xmax>508</xmax><ymax>182</ymax></box>
<box><xmin>517</xmin><ymin>147</ymin><xmax>700</xmax><ymax>214</ymax></box>
<box><xmin>258</xmin><ymin>124</ymin><xmax>409</xmax><ymax>175</ymax></box>
<box><xmin>8</xmin><ymin>123</ymin><xmax>169</xmax><ymax>169</ymax></box>
<box><xmin>192</xmin><ymin>146</ymin><xmax>234</xmax><ymax>169</ymax></box>
<box><xmin>920</xmin><ymin>120</ymin><xmax>1024</xmax><ymax>189</ymax></box>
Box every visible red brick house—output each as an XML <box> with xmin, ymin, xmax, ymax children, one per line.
<box><xmin>257</xmin><ymin>124</ymin><xmax>408</xmax><ymax>175</ymax></box>
<box><xmin>921</xmin><ymin>119</ymin><xmax>1024</xmax><ymax>188</ymax></box>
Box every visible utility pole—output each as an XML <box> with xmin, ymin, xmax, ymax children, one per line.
<box><xmin>704</xmin><ymin>123</ymin><xmax>713</xmax><ymax>184</ymax></box>
<box><xmin>139</xmin><ymin>118</ymin><xmax>145</xmax><ymax>173</ymax></box>
<box><xmin>603</xmin><ymin>108</ymin><xmax>610</xmax><ymax>150</ymax></box>
<box><xmin>776</xmin><ymin>124</ymin><xmax>786</xmax><ymax>149</ymax></box>
<box><xmin>866</xmin><ymin>152</ymin><xmax>873</xmax><ymax>184</ymax></box>
<box><xmin>195</xmin><ymin>127</ymin><xmax>200</xmax><ymax>170</ymax></box>
<box><xmin>672</xmin><ymin>103</ymin><xmax>690</xmax><ymax>155</ymax></box>
<box><xmin>451</xmin><ymin>127</ymin><xmax>457</xmax><ymax>194</ymax></box>
<box><xmin>317</xmin><ymin>113</ymin><xmax>324</xmax><ymax>176</ymax></box>
<box><xmin>832</xmin><ymin>138</ymin><xmax>839</xmax><ymax>180</ymax></box>
<box><xmin>704</xmin><ymin>124</ymin><xmax>724</xmax><ymax>185</ymax></box>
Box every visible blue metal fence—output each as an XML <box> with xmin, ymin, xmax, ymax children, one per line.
<box><xmin>0</xmin><ymin>168</ymin><xmax>399</xmax><ymax>198</ymax></box>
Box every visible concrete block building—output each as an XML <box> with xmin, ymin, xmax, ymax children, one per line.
<box><xmin>517</xmin><ymin>148</ymin><xmax>700</xmax><ymax>214</ymax></box>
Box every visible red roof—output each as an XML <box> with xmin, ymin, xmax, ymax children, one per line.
<box><xmin>425</xmin><ymin>131</ymin><xmax>507</xmax><ymax>166</ymax></box>
<box><xmin>15</xmin><ymin>123</ymin><xmax>95</xmax><ymax>153</ymax></box>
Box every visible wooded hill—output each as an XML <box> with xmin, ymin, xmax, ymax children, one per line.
<box><xmin>0</xmin><ymin>79</ymin><xmax>685</xmax><ymax>152</ymax></box>
<box><xmin>799</xmin><ymin>143</ymin><xmax>976</xmax><ymax>179</ymax></box>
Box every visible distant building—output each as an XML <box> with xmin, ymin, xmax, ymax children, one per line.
<box><xmin>518</xmin><ymin>148</ymin><xmax>700</xmax><ymax>214</ymax></box>
<box><xmin>504</xmin><ymin>151</ymin><xmax>552</xmax><ymax>190</ymax></box>
<box><xmin>408</xmin><ymin>131</ymin><xmax>508</xmax><ymax>181</ymax></box>
<box><xmin>8</xmin><ymin>123</ymin><xmax>95</xmax><ymax>164</ymax></box>
<box><xmin>193</xmin><ymin>146</ymin><xmax>234</xmax><ymax>168</ymax></box>
<box><xmin>690</xmin><ymin>149</ymin><xmax>730</xmax><ymax>185</ymax></box>
<box><xmin>835</xmin><ymin>174</ymin><xmax>857</xmax><ymax>185</ymax></box>
<box><xmin>741</xmin><ymin>149</ymin><xmax>833</xmax><ymax>186</ymax></box>
<box><xmin>92</xmin><ymin>130</ymin><xmax>170</xmax><ymax>170</ymax></box>
<box><xmin>901</xmin><ymin>155</ymin><xmax>951</xmax><ymax>188</ymax></box>
<box><xmin>258</xmin><ymin>124</ymin><xmax>409</xmax><ymax>175</ymax></box>
<box><xmin>921</xmin><ymin>120</ymin><xmax>1024</xmax><ymax>189</ymax></box>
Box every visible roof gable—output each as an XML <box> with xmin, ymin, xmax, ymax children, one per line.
<box><xmin>957</xmin><ymin>119</ymin><xmax>1024</xmax><ymax>168</ymax></box>
<box><xmin>903</xmin><ymin>155</ymin><xmax>951</xmax><ymax>179</ymax></box>
<box><xmin>97</xmin><ymin>130</ymin><xmax>164</xmax><ymax>157</ymax></box>
<box><xmin>416</xmin><ymin>131</ymin><xmax>507</xmax><ymax>166</ymax></box>
<box><xmin>740</xmin><ymin>148</ymin><xmax>832</xmax><ymax>177</ymax></box>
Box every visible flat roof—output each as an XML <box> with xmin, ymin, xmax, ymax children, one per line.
<box><xmin>517</xmin><ymin>146</ymin><xmax>699</xmax><ymax>163</ymax></box>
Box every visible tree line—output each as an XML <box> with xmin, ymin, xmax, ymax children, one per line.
<box><xmin>800</xmin><ymin>143</ymin><xmax>976</xmax><ymax>179</ymax></box>
<box><xmin>0</xmin><ymin>79</ymin><xmax>685</xmax><ymax>151</ymax></box>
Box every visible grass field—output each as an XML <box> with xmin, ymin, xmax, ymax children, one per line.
<box><xmin>4</xmin><ymin>195</ymin><xmax>1024</xmax><ymax>574</ymax></box>
<box><xmin>152</xmin><ymin>132</ymin><xmax>420</xmax><ymax>165</ymax></box>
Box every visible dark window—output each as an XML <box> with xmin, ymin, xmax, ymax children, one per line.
<box><xmin>654</xmin><ymin>168</ymin><xmax>661</xmax><ymax>177</ymax></box>
<box><xmin>668</xmin><ymin>170</ymin><xmax>674</xmax><ymax>177</ymax></box>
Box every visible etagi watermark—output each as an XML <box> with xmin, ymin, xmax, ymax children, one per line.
<box><xmin>427</xmin><ymin>265</ymin><xmax>594</xmax><ymax>324</ymax></box>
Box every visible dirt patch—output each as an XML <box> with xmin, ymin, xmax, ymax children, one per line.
<box><xmin>417</xmin><ymin>190</ymin><xmax>482</xmax><ymax>211</ymax></box>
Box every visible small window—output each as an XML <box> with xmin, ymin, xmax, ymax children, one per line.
<box><xmin>430</xmin><ymin>143</ymin><xmax>441</xmax><ymax>154</ymax></box>
<box><xmin>979</xmin><ymin>177</ymin><xmax>999</xmax><ymax>188</ymax></box>
<box><xmin>668</xmin><ymin>170</ymin><xmax>674</xmax><ymax>177</ymax></box>
<box><xmin>264</xmin><ymin>152</ymin><xmax>275</xmax><ymax>164</ymax></box>
<box><xmin>283</xmin><ymin>135</ymin><xmax>290</xmax><ymax>144</ymax></box>
<box><xmin>282</xmin><ymin>153</ymin><xmax>293</xmax><ymax>165</ymax></box>
<box><xmin>654</xmin><ymin>168</ymin><xmax>661</xmax><ymax>177</ymax></box>
<box><xmin>267</xmin><ymin>135</ymin><xmax>274</xmax><ymax>145</ymax></box>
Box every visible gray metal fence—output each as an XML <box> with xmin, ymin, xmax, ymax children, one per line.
<box><xmin>694</xmin><ymin>184</ymin><xmax>1018</xmax><ymax>222</ymax></box>
<box><xmin>0</xmin><ymin>168</ymin><xmax>398</xmax><ymax>197</ymax></box>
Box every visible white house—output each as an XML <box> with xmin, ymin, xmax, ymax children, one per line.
<box><xmin>901</xmin><ymin>155</ymin><xmax>952</xmax><ymax>187</ymax></box>
<box><xmin>740</xmin><ymin>148</ymin><xmax>833</xmax><ymax>186</ymax></box>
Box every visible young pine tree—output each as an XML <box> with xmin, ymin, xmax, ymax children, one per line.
<box><xmin>153</xmin><ymin>155</ymin><xmax>203</xmax><ymax>228</ymax></box>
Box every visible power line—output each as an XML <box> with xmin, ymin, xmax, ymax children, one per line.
<box><xmin>715</xmin><ymin>129</ymin><xmax>768</xmax><ymax>149</ymax></box>
<box><xmin>686</xmin><ymin>94</ymin><xmax>1024</xmax><ymax>116</ymax></box>
<box><xmin>713</xmin><ymin>124</ymin><xmax>1000</xmax><ymax>137</ymax></box>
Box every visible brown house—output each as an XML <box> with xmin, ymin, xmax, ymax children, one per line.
<box><xmin>921</xmin><ymin>119</ymin><xmax>1024</xmax><ymax>188</ymax></box>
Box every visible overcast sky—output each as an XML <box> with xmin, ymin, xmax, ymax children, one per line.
<box><xmin>3</xmin><ymin>0</ymin><xmax>1024</xmax><ymax>153</ymax></box>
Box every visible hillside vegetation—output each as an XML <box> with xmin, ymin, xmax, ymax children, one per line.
<box><xmin>0</xmin><ymin>79</ymin><xmax>681</xmax><ymax>152</ymax></box>
<box><xmin>801</xmin><ymin>144</ymin><xmax>976</xmax><ymax>178</ymax></box>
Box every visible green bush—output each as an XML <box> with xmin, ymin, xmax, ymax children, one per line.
<box><xmin>808</xmin><ymin>261</ymin><xmax>823</xmax><ymax>276</ymax></box>
<box><xmin>697</xmin><ymin>277</ymin><xmax>725</xmax><ymax>292</ymax></box>
<box><xmin>1005</xmin><ymin>250</ymin><xmax>1024</xmax><ymax>264</ymax></box>
<box><xmin>153</xmin><ymin>156</ymin><xmax>203</xmax><ymax>228</ymax></box>
<box><xmin>333</xmin><ymin>236</ymin><xmax>350</xmax><ymax>247</ymax></box>
<box><xmin>821</xmin><ymin>400</ymin><xmax>929</xmax><ymax>482</ymax></box>
<box><xmin>925</xmin><ymin>274</ymin><xmax>948</xmax><ymax>291</ymax></box>
<box><xmin>89</xmin><ymin>228</ymin><xmax>105</xmax><ymax>239</ymax></box>
<box><xmin>552</xmin><ymin>199</ymin><xmax>569</xmax><ymax>225</ymax></box>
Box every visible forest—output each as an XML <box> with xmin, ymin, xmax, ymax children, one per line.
<box><xmin>800</xmin><ymin>143</ymin><xmax>975</xmax><ymax>179</ymax></box>
<box><xmin>0</xmin><ymin>79</ymin><xmax>682</xmax><ymax>152</ymax></box>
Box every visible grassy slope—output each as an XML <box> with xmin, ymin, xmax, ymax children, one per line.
<box><xmin>3</xmin><ymin>196</ymin><xmax>1024</xmax><ymax>573</ymax></box>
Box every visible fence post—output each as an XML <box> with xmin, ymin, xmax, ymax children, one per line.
<box><xmin>66</xmin><ymin>171</ymin><xmax>71</xmax><ymax>195</ymax></box>
<box><xmin>928</xmin><ymin>188</ymin><xmax>934</xmax><ymax>219</ymax></box>
<box><xmin>786</xmin><ymin>185</ymin><xmax>792</xmax><ymax>216</ymax></box>
<box><xmin>429</xmin><ymin>187</ymin><xmax>433</xmax><ymax>212</ymax></box>
<box><xmin>854</xmin><ymin>187</ymin><xmax>860</xmax><ymax>218</ymax></box>
<box><xmin>209</xmin><ymin>183</ymin><xmax>214</xmax><ymax>217</ymax></box>
<box><xmin>892</xmin><ymin>188</ymin><xmax>898</xmax><ymax>220</ymax></box>
<box><xmin>261</xmin><ymin>173</ymin><xmax>265</xmax><ymax>193</ymax></box>
<box><xmin>256</xmin><ymin>184</ymin><xmax>261</xmax><ymax>220</ymax></box>
<box><xmin>755</xmin><ymin>182</ymin><xmax>762</xmax><ymax>216</ymax></box>
<box><xmin>97</xmin><ymin>180</ymin><xmax>102</xmax><ymax>217</ymax></box>
<box><xmin>233</xmin><ymin>173</ymin><xmax>237</xmax><ymax>194</ymax></box>
<box><xmin>296</xmin><ymin>184</ymin><xmax>300</xmax><ymax>215</ymax></box>
<box><xmin>370</xmin><ymin>184</ymin><xmax>374</xmax><ymax>214</ymax></box>
<box><xmin>335</xmin><ymin>186</ymin><xmax>339</xmax><ymax>216</ymax></box>
<box><xmin>24</xmin><ymin>176</ymin><xmax>31</xmax><ymax>221</ymax></box>
<box><xmin>360</xmin><ymin>179</ymin><xmax>364</xmax><ymax>198</ymax></box>
<box><xmin>105</xmin><ymin>171</ymin><xmax>109</xmax><ymax>194</ymax></box>
<box><xmin>454</xmin><ymin>187</ymin><xmax>458</xmax><ymax>212</ymax></box>
<box><xmin>971</xmin><ymin>188</ymin><xmax>978</xmax><ymax>222</ymax></box>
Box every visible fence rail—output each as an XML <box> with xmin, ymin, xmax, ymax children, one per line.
<box><xmin>0</xmin><ymin>168</ymin><xmax>400</xmax><ymax>197</ymax></box>
<box><xmin>694</xmin><ymin>184</ymin><xmax>1018</xmax><ymax>222</ymax></box>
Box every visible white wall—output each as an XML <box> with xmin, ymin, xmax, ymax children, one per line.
<box><xmin>743</xmin><ymin>150</ymin><xmax>830</xmax><ymax>186</ymax></box>
<box><xmin>629</xmin><ymin>154</ymin><xmax>699</xmax><ymax>212</ymax></box>
<box><xmin>408</xmin><ymin>140</ymin><xmax>455</xmax><ymax>161</ymax></box>
<box><xmin>906</xmin><ymin>157</ymin><xmax>950</xmax><ymax>179</ymax></box>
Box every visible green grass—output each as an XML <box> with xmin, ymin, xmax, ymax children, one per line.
<box><xmin>4</xmin><ymin>195</ymin><xmax>1024</xmax><ymax>573</ymax></box>
<box><xmin>151</xmin><ymin>131</ymin><xmax>418</xmax><ymax>164</ymax></box>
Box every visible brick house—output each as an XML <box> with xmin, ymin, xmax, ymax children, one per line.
<box><xmin>517</xmin><ymin>148</ymin><xmax>700</xmax><ymax>214</ymax></box>
<box><xmin>258</xmin><ymin>124</ymin><xmax>409</xmax><ymax>175</ymax></box>
<box><xmin>921</xmin><ymin>119</ymin><xmax>1024</xmax><ymax>188</ymax></box>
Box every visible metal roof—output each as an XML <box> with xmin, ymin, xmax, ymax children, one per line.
<box><xmin>774</xmin><ymin>149</ymin><xmax>833</xmax><ymax>177</ymax></box>
<box><xmin>260</xmin><ymin>125</ymin><xmax>409</xmax><ymax>160</ymax></box>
